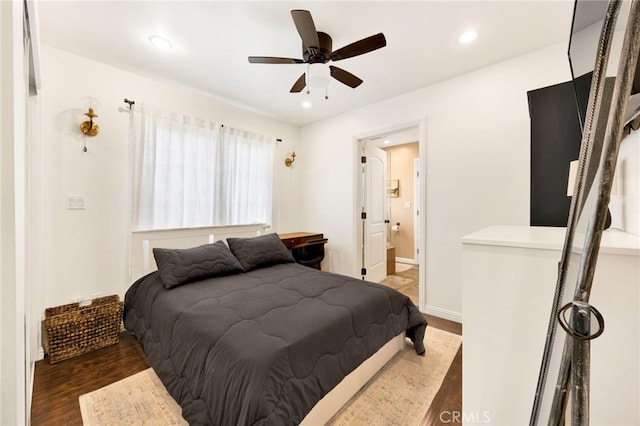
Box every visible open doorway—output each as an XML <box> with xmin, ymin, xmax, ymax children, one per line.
<box><xmin>356</xmin><ymin>123</ymin><xmax>424</xmax><ymax>308</ymax></box>
<box><xmin>384</xmin><ymin>142</ymin><xmax>419</xmax><ymax>265</ymax></box>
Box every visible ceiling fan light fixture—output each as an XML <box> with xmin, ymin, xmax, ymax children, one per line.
<box><xmin>307</xmin><ymin>63</ymin><xmax>331</xmax><ymax>89</ymax></box>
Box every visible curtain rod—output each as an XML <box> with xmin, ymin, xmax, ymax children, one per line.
<box><xmin>122</xmin><ymin>98</ymin><xmax>282</xmax><ymax>142</ymax></box>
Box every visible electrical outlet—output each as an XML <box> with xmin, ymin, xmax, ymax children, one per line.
<box><xmin>66</xmin><ymin>195</ymin><xmax>87</xmax><ymax>210</ymax></box>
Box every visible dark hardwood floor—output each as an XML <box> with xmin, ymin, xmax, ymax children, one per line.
<box><xmin>31</xmin><ymin>333</ymin><xmax>150</xmax><ymax>426</ymax></box>
<box><xmin>421</xmin><ymin>314</ymin><xmax>463</xmax><ymax>426</ymax></box>
<box><xmin>31</xmin><ymin>314</ymin><xmax>462</xmax><ymax>425</ymax></box>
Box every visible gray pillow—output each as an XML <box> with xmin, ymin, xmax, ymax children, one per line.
<box><xmin>227</xmin><ymin>233</ymin><xmax>295</xmax><ymax>272</ymax></box>
<box><xmin>153</xmin><ymin>240</ymin><xmax>244</xmax><ymax>289</ymax></box>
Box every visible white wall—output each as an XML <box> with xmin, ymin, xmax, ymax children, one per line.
<box><xmin>37</xmin><ymin>45</ymin><xmax>301</xmax><ymax>314</ymax></box>
<box><xmin>1</xmin><ymin>1</ymin><xmax>28</xmax><ymax>424</ymax></box>
<box><xmin>299</xmin><ymin>42</ymin><xmax>577</xmax><ymax>319</ymax></box>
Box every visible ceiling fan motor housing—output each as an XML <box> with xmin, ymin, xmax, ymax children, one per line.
<box><xmin>303</xmin><ymin>32</ymin><xmax>332</xmax><ymax>63</ymax></box>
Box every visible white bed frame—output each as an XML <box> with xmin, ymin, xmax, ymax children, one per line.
<box><xmin>301</xmin><ymin>332</ymin><xmax>405</xmax><ymax>424</ymax></box>
<box><xmin>130</xmin><ymin>224</ymin><xmax>269</xmax><ymax>281</ymax></box>
<box><xmin>129</xmin><ymin>225</ymin><xmax>405</xmax><ymax>423</ymax></box>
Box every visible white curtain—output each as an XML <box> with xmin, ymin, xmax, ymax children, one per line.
<box><xmin>131</xmin><ymin>106</ymin><xmax>275</xmax><ymax>230</ymax></box>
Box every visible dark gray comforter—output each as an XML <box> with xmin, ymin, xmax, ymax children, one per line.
<box><xmin>124</xmin><ymin>262</ymin><xmax>427</xmax><ymax>425</ymax></box>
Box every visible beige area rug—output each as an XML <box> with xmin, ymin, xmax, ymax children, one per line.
<box><xmin>79</xmin><ymin>368</ymin><xmax>187</xmax><ymax>426</ymax></box>
<box><xmin>79</xmin><ymin>327</ymin><xmax>461</xmax><ymax>426</ymax></box>
<box><xmin>327</xmin><ymin>327</ymin><xmax>461</xmax><ymax>425</ymax></box>
<box><xmin>379</xmin><ymin>274</ymin><xmax>414</xmax><ymax>290</ymax></box>
<box><xmin>380</xmin><ymin>265</ymin><xmax>419</xmax><ymax>306</ymax></box>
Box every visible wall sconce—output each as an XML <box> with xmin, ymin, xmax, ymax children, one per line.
<box><xmin>80</xmin><ymin>107</ymin><xmax>100</xmax><ymax>137</ymax></box>
<box><xmin>285</xmin><ymin>152</ymin><xmax>296</xmax><ymax>167</ymax></box>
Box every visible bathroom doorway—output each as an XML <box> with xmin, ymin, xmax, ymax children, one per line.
<box><xmin>383</xmin><ymin>141</ymin><xmax>419</xmax><ymax>265</ymax></box>
<box><xmin>358</xmin><ymin>123</ymin><xmax>423</xmax><ymax>307</ymax></box>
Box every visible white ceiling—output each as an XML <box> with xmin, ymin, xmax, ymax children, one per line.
<box><xmin>36</xmin><ymin>1</ymin><xmax>576</xmax><ymax>127</ymax></box>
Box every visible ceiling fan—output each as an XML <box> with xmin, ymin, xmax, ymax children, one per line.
<box><xmin>248</xmin><ymin>9</ymin><xmax>386</xmax><ymax>95</ymax></box>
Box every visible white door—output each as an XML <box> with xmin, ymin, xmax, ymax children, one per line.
<box><xmin>364</xmin><ymin>144</ymin><xmax>388</xmax><ymax>282</ymax></box>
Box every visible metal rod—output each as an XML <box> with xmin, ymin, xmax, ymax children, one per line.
<box><xmin>529</xmin><ymin>2</ymin><xmax>621</xmax><ymax>424</ymax></box>
<box><xmin>119</xmin><ymin>101</ymin><xmax>283</xmax><ymax>142</ymax></box>
<box><xmin>549</xmin><ymin>0</ymin><xmax>640</xmax><ymax>423</ymax></box>
<box><xmin>571</xmin><ymin>302</ymin><xmax>591</xmax><ymax>426</ymax></box>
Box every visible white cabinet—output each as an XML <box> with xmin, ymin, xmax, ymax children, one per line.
<box><xmin>462</xmin><ymin>225</ymin><xmax>639</xmax><ymax>426</ymax></box>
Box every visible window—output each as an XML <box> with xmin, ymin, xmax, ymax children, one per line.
<box><xmin>131</xmin><ymin>106</ymin><xmax>275</xmax><ymax>230</ymax></box>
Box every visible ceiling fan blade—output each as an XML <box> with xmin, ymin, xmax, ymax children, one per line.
<box><xmin>248</xmin><ymin>56</ymin><xmax>304</xmax><ymax>64</ymax></box>
<box><xmin>291</xmin><ymin>10</ymin><xmax>320</xmax><ymax>50</ymax></box>
<box><xmin>290</xmin><ymin>73</ymin><xmax>307</xmax><ymax>93</ymax></box>
<box><xmin>329</xmin><ymin>66</ymin><xmax>363</xmax><ymax>88</ymax></box>
<box><xmin>330</xmin><ymin>33</ymin><xmax>387</xmax><ymax>61</ymax></box>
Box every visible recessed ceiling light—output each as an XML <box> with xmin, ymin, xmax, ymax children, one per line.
<box><xmin>458</xmin><ymin>30</ymin><xmax>478</xmax><ymax>44</ymax></box>
<box><xmin>384</xmin><ymin>139</ymin><xmax>390</xmax><ymax>144</ymax></box>
<box><xmin>148</xmin><ymin>35</ymin><xmax>172</xmax><ymax>50</ymax></box>
<box><xmin>302</xmin><ymin>101</ymin><xmax>312</xmax><ymax>109</ymax></box>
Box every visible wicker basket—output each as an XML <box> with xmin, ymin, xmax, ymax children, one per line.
<box><xmin>43</xmin><ymin>295</ymin><xmax>123</xmax><ymax>364</ymax></box>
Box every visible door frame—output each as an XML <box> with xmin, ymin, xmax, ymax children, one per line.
<box><xmin>353</xmin><ymin>118</ymin><xmax>427</xmax><ymax>310</ymax></box>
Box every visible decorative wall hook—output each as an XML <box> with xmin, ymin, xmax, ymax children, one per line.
<box><xmin>285</xmin><ymin>152</ymin><xmax>296</xmax><ymax>167</ymax></box>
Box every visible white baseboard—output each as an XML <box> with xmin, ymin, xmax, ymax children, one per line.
<box><xmin>395</xmin><ymin>257</ymin><xmax>417</xmax><ymax>265</ymax></box>
<box><xmin>421</xmin><ymin>305</ymin><xmax>463</xmax><ymax>324</ymax></box>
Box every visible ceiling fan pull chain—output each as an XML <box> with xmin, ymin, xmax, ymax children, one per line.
<box><xmin>325</xmin><ymin>86</ymin><xmax>328</xmax><ymax>100</ymax></box>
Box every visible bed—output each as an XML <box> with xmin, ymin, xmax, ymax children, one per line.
<box><xmin>124</xmin><ymin>230</ymin><xmax>427</xmax><ymax>425</ymax></box>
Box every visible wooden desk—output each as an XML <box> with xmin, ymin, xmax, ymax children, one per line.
<box><xmin>279</xmin><ymin>232</ymin><xmax>328</xmax><ymax>270</ymax></box>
